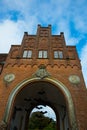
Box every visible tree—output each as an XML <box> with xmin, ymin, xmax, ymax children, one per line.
<box><xmin>28</xmin><ymin>111</ymin><xmax>56</xmax><ymax>130</ymax></box>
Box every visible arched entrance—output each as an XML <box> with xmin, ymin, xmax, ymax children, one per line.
<box><xmin>28</xmin><ymin>105</ymin><xmax>57</xmax><ymax>130</ymax></box>
<box><xmin>3</xmin><ymin>77</ymin><xmax>78</xmax><ymax>130</ymax></box>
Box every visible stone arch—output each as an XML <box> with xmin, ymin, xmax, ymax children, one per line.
<box><xmin>3</xmin><ymin>77</ymin><xmax>78</xmax><ymax>130</ymax></box>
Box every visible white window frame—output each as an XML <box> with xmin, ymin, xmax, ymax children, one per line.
<box><xmin>23</xmin><ymin>50</ymin><xmax>32</xmax><ymax>58</ymax></box>
<box><xmin>38</xmin><ymin>50</ymin><xmax>47</xmax><ymax>58</ymax></box>
<box><xmin>54</xmin><ymin>51</ymin><xmax>63</xmax><ymax>59</ymax></box>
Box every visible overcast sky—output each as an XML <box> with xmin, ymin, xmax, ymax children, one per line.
<box><xmin>0</xmin><ymin>0</ymin><xmax>87</xmax><ymax>87</ymax></box>
<box><xmin>32</xmin><ymin>105</ymin><xmax>56</xmax><ymax>121</ymax></box>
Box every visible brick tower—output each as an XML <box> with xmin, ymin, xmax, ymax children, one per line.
<box><xmin>0</xmin><ymin>25</ymin><xmax>87</xmax><ymax>130</ymax></box>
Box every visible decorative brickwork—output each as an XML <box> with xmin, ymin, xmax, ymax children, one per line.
<box><xmin>0</xmin><ymin>25</ymin><xmax>87</xmax><ymax>130</ymax></box>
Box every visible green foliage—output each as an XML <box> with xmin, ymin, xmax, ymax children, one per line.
<box><xmin>28</xmin><ymin>111</ymin><xmax>56</xmax><ymax>130</ymax></box>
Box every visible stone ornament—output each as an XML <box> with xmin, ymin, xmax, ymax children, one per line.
<box><xmin>32</xmin><ymin>65</ymin><xmax>50</xmax><ymax>79</ymax></box>
<box><xmin>4</xmin><ymin>73</ymin><xmax>15</xmax><ymax>83</ymax></box>
<box><xmin>0</xmin><ymin>121</ymin><xmax>7</xmax><ymax>129</ymax></box>
<box><xmin>69</xmin><ymin>75</ymin><xmax>80</xmax><ymax>84</ymax></box>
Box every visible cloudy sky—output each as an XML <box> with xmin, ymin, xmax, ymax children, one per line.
<box><xmin>0</xmin><ymin>0</ymin><xmax>87</xmax><ymax>87</ymax></box>
<box><xmin>32</xmin><ymin>105</ymin><xmax>56</xmax><ymax>121</ymax></box>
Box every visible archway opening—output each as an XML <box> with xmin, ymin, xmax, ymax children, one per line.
<box><xmin>8</xmin><ymin>80</ymin><xmax>70</xmax><ymax>130</ymax></box>
<box><xmin>28</xmin><ymin>105</ymin><xmax>57</xmax><ymax>130</ymax></box>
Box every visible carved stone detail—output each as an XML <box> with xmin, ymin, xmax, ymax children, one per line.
<box><xmin>69</xmin><ymin>75</ymin><xmax>80</xmax><ymax>85</ymax></box>
<box><xmin>4</xmin><ymin>73</ymin><xmax>15</xmax><ymax>83</ymax></box>
<box><xmin>71</xmin><ymin>121</ymin><xmax>79</xmax><ymax>130</ymax></box>
<box><xmin>32</xmin><ymin>65</ymin><xmax>50</xmax><ymax>79</ymax></box>
<box><xmin>0</xmin><ymin>121</ymin><xmax>7</xmax><ymax>130</ymax></box>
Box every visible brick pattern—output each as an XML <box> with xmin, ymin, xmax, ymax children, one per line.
<box><xmin>0</xmin><ymin>25</ymin><xmax>87</xmax><ymax>129</ymax></box>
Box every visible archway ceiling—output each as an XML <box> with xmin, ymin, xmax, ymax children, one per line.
<box><xmin>15</xmin><ymin>81</ymin><xmax>66</xmax><ymax>109</ymax></box>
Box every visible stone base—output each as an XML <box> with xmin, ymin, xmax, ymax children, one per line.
<box><xmin>0</xmin><ymin>121</ymin><xmax>7</xmax><ymax>130</ymax></box>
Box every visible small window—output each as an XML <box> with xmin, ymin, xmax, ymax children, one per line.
<box><xmin>54</xmin><ymin>51</ymin><xmax>58</xmax><ymax>58</ymax></box>
<box><xmin>23</xmin><ymin>50</ymin><xmax>32</xmax><ymax>58</ymax></box>
<box><xmin>59</xmin><ymin>51</ymin><xmax>63</xmax><ymax>58</ymax></box>
<box><xmin>38</xmin><ymin>50</ymin><xmax>47</xmax><ymax>58</ymax></box>
<box><xmin>54</xmin><ymin>51</ymin><xmax>63</xmax><ymax>59</ymax></box>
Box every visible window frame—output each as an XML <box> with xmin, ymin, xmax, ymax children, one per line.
<box><xmin>23</xmin><ymin>50</ymin><xmax>32</xmax><ymax>58</ymax></box>
<box><xmin>38</xmin><ymin>50</ymin><xmax>48</xmax><ymax>59</ymax></box>
<box><xmin>54</xmin><ymin>50</ymin><xmax>63</xmax><ymax>59</ymax></box>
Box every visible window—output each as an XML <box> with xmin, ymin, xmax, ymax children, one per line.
<box><xmin>59</xmin><ymin>51</ymin><xmax>63</xmax><ymax>58</ymax></box>
<box><xmin>54</xmin><ymin>51</ymin><xmax>63</xmax><ymax>59</ymax></box>
<box><xmin>38</xmin><ymin>50</ymin><xmax>47</xmax><ymax>58</ymax></box>
<box><xmin>23</xmin><ymin>50</ymin><xmax>32</xmax><ymax>58</ymax></box>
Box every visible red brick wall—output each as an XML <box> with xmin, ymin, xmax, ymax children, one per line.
<box><xmin>0</xmin><ymin>25</ymin><xmax>87</xmax><ymax>129</ymax></box>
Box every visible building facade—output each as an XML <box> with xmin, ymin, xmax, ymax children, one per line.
<box><xmin>0</xmin><ymin>25</ymin><xmax>87</xmax><ymax>130</ymax></box>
